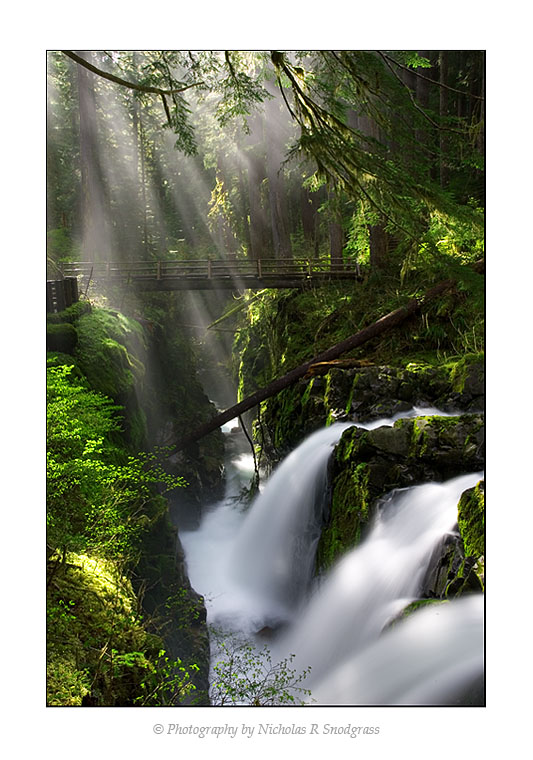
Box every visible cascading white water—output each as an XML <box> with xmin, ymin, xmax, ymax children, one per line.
<box><xmin>307</xmin><ymin>593</ymin><xmax>484</xmax><ymax>705</ymax></box>
<box><xmin>270</xmin><ymin>471</ymin><xmax>484</xmax><ymax>704</ymax></box>
<box><xmin>182</xmin><ymin>421</ymin><xmax>354</xmax><ymax>634</ymax></box>
<box><xmin>224</xmin><ymin>405</ymin><xmax>455</xmax><ymax>625</ymax></box>
<box><xmin>180</xmin><ymin>409</ymin><xmax>484</xmax><ymax>705</ymax></box>
<box><xmin>228</xmin><ymin>422</ymin><xmax>355</xmax><ymax>620</ymax></box>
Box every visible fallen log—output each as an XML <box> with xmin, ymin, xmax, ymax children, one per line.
<box><xmin>173</xmin><ymin>278</ymin><xmax>455</xmax><ymax>451</ymax></box>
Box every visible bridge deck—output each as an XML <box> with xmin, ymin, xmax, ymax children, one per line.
<box><xmin>61</xmin><ymin>258</ymin><xmax>361</xmax><ymax>291</ymax></box>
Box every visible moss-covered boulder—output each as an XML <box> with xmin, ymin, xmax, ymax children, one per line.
<box><xmin>47</xmin><ymin>299</ymin><xmax>92</xmax><ymax>324</ymax></box>
<box><xmin>47</xmin><ymin>553</ymin><xmax>167</xmax><ymax>706</ymax></box>
<box><xmin>317</xmin><ymin>413</ymin><xmax>484</xmax><ymax>570</ymax></box>
<box><xmin>74</xmin><ymin>309</ymin><xmax>147</xmax><ymax>399</ymax></box>
<box><xmin>443</xmin><ymin>480</ymin><xmax>485</xmax><ymax>595</ymax></box>
<box><xmin>46</xmin><ymin>322</ymin><xmax>78</xmax><ymax>354</ymax></box>
<box><xmin>259</xmin><ymin>356</ymin><xmax>485</xmax><ymax>466</ymax></box>
<box><xmin>457</xmin><ymin>480</ymin><xmax>485</xmax><ymax>558</ymax></box>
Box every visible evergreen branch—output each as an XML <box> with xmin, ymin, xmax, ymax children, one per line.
<box><xmin>62</xmin><ymin>50</ymin><xmax>203</xmax><ymax>97</ymax></box>
<box><xmin>224</xmin><ymin>50</ymin><xmax>238</xmax><ymax>80</ymax></box>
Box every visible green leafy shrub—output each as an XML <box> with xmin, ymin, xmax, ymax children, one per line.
<box><xmin>46</xmin><ymin>364</ymin><xmax>185</xmax><ymax>561</ymax></box>
<box><xmin>47</xmin><ymin>552</ymin><xmax>197</xmax><ymax>706</ymax></box>
<box><xmin>209</xmin><ymin>630</ymin><xmax>312</xmax><ymax>706</ymax></box>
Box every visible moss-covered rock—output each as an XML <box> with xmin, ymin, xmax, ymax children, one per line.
<box><xmin>46</xmin><ymin>322</ymin><xmax>78</xmax><ymax>354</ymax></box>
<box><xmin>47</xmin><ymin>553</ymin><xmax>166</xmax><ymax>706</ymax></box>
<box><xmin>457</xmin><ymin>480</ymin><xmax>485</xmax><ymax>558</ymax></box>
<box><xmin>74</xmin><ymin>309</ymin><xmax>147</xmax><ymax>400</ymax></box>
<box><xmin>47</xmin><ymin>299</ymin><xmax>92</xmax><ymax>324</ymax></box>
<box><xmin>258</xmin><ymin>357</ymin><xmax>485</xmax><ymax>467</ymax></box>
<box><xmin>317</xmin><ymin>414</ymin><xmax>484</xmax><ymax>570</ymax></box>
<box><xmin>69</xmin><ymin>308</ymin><xmax>149</xmax><ymax>449</ymax></box>
<box><xmin>316</xmin><ymin>460</ymin><xmax>370</xmax><ymax>569</ymax></box>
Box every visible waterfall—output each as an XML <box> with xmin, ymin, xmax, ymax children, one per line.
<box><xmin>180</xmin><ymin>411</ymin><xmax>484</xmax><ymax>705</ymax></box>
<box><xmin>307</xmin><ymin>593</ymin><xmax>484</xmax><ymax>705</ymax></box>
<box><xmin>270</xmin><ymin>471</ymin><xmax>484</xmax><ymax>704</ymax></box>
<box><xmin>228</xmin><ymin>422</ymin><xmax>355</xmax><ymax>620</ymax></box>
<box><xmin>182</xmin><ymin>422</ymin><xmax>353</xmax><ymax>634</ymax></box>
<box><xmin>226</xmin><ymin>405</ymin><xmax>455</xmax><ymax>624</ymax></box>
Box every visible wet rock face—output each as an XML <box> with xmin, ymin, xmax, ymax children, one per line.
<box><xmin>259</xmin><ymin>355</ymin><xmax>485</xmax><ymax>602</ymax></box>
<box><xmin>260</xmin><ymin>359</ymin><xmax>484</xmax><ymax>465</ymax></box>
<box><xmin>337</xmin><ymin>413</ymin><xmax>484</xmax><ymax>493</ymax></box>
<box><xmin>334</xmin><ymin>361</ymin><xmax>484</xmax><ymax>422</ymax></box>
<box><xmin>317</xmin><ymin>415</ymin><xmax>485</xmax><ymax>575</ymax></box>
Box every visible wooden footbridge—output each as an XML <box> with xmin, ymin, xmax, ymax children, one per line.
<box><xmin>60</xmin><ymin>257</ymin><xmax>361</xmax><ymax>292</ymax></box>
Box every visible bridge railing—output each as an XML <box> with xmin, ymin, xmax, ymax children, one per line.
<box><xmin>60</xmin><ymin>257</ymin><xmax>360</xmax><ymax>283</ymax></box>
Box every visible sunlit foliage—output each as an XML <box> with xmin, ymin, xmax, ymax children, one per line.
<box><xmin>46</xmin><ymin>363</ymin><xmax>185</xmax><ymax>561</ymax></box>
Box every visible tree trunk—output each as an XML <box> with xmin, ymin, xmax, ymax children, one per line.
<box><xmin>329</xmin><ymin>217</ymin><xmax>344</xmax><ymax>270</ymax></box>
<box><xmin>77</xmin><ymin>52</ymin><xmax>107</xmax><ymax>261</ymax></box>
<box><xmin>244</xmin><ymin>112</ymin><xmax>271</xmax><ymax>260</ymax></box>
<box><xmin>265</xmin><ymin>91</ymin><xmax>293</xmax><ymax>260</ymax></box>
<box><xmin>173</xmin><ymin>278</ymin><xmax>455</xmax><ymax>450</ymax></box>
<box><xmin>439</xmin><ymin>51</ymin><xmax>450</xmax><ymax>188</ymax></box>
<box><xmin>328</xmin><ymin>190</ymin><xmax>344</xmax><ymax>270</ymax></box>
<box><xmin>238</xmin><ymin>165</ymin><xmax>252</xmax><ymax>255</ymax></box>
<box><xmin>301</xmin><ymin>185</ymin><xmax>320</xmax><ymax>258</ymax></box>
<box><xmin>369</xmin><ymin>223</ymin><xmax>389</xmax><ymax>270</ymax></box>
<box><xmin>415</xmin><ymin>50</ymin><xmax>432</xmax><ymax>148</ymax></box>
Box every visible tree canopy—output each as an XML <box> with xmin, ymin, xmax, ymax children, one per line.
<box><xmin>47</xmin><ymin>50</ymin><xmax>484</xmax><ymax>273</ymax></box>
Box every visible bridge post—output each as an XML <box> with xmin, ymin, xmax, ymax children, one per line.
<box><xmin>307</xmin><ymin>259</ymin><xmax>312</xmax><ymax>277</ymax></box>
<box><xmin>63</xmin><ymin>276</ymin><xmax>79</xmax><ymax>307</ymax></box>
<box><xmin>208</xmin><ymin>258</ymin><xmax>212</xmax><ymax>279</ymax></box>
<box><xmin>257</xmin><ymin>258</ymin><xmax>262</xmax><ymax>278</ymax></box>
<box><xmin>157</xmin><ymin>260</ymin><xmax>161</xmax><ymax>280</ymax></box>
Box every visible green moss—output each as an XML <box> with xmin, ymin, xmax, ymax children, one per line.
<box><xmin>46</xmin><ymin>322</ymin><xmax>78</xmax><ymax>354</ymax></box>
<box><xmin>388</xmin><ymin>599</ymin><xmax>448</xmax><ymax>629</ymax></box>
<box><xmin>411</xmin><ymin>416</ymin><xmax>431</xmax><ymax>457</ymax></box>
<box><xmin>47</xmin><ymin>553</ymin><xmax>164</xmax><ymax>706</ymax></box>
<box><xmin>407</xmin><ymin>414</ymin><xmax>484</xmax><ymax>463</ymax></box>
<box><xmin>47</xmin><ymin>299</ymin><xmax>92</xmax><ymax>324</ymax></box>
<box><xmin>449</xmin><ymin>352</ymin><xmax>485</xmax><ymax>393</ymax></box>
<box><xmin>74</xmin><ymin>309</ymin><xmax>146</xmax><ymax>401</ymax></box>
<box><xmin>301</xmin><ymin>377</ymin><xmax>315</xmax><ymax>406</ymax></box>
<box><xmin>344</xmin><ymin>374</ymin><xmax>359</xmax><ymax>415</ymax></box>
<box><xmin>317</xmin><ymin>439</ymin><xmax>371</xmax><ymax>571</ymax></box>
<box><xmin>324</xmin><ymin>372</ymin><xmax>335</xmax><ymax>426</ymax></box>
<box><xmin>457</xmin><ymin>480</ymin><xmax>485</xmax><ymax>558</ymax></box>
